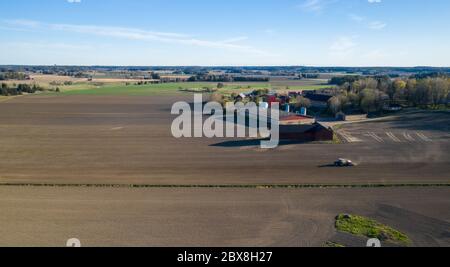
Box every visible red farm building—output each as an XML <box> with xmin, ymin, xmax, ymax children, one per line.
<box><xmin>278</xmin><ymin>114</ymin><xmax>333</xmax><ymax>142</ymax></box>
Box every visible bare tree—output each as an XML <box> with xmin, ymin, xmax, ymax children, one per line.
<box><xmin>328</xmin><ymin>96</ymin><xmax>342</xmax><ymax>115</ymax></box>
<box><xmin>295</xmin><ymin>96</ymin><xmax>311</xmax><ymax>109</ymax></box>
<box><xmin>429</xmin><ymin>78</ymin><xmax>448</xmax><ymax>105</ymax></box>
<box><xmin>359</xmin><ymin>88</ymin><xmax>386</xmax><ymax>113</ymax></box>
<box><xmin>210</xmin><ymin>93</ymin><xmax>223</xmax><ymax>103</ymax></box>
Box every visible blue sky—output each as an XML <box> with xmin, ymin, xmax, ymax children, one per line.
<box><xmin>0</xmin><ymin>0</ymin><xmax>449</xmax><ymax>66</ymax></box>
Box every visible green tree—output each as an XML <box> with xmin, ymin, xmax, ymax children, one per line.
<box><xmin>415</xmin><ymin>79</ymin><xmax>432</xmax><ymax>105</ymax></box>
<box><xmin>359</xmin><ymin>88</ymin><xmax>386</xmax><ymax>113</ymax></box>
<box><xmin>1</xmin><ymin>83</ymin><xmax>8</xmax><ymax>96</ymax></box>
<box><xmin>151</xmin><ymin>72</ymin><xmax>161</xmax><ymax>80</ymax></box>
<box><xmin>405</xmin><ymin>79</ymin><xmax>417</xmax><ymax>105</ymax></box>
<box><xmin>347</xmin><ymin>92</ymin><xmax>360</xmax><ymax>109</ymax></box>
<box><xmin>392</xmin><ymin>79</ymin><xmax>407</xmax><ymax>101</ymax></box>
<box><xmin>429</xmin><ymin>77</ymin><xmax>448</xmax><ymax>105</ymax></box>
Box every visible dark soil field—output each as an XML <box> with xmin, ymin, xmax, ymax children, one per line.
<box><xmin>0</xmin><ymin>95</ymin><xmax>449</xmax><ymax>186</ymax></box>
<box><xmin>0</xmin><ymin>94</ymin><xmax>449</xmax><ymax>247</ymax></box>
<box><xmin>0</xmin><ymin>186</ymin><xmax>448</xmax><ymax>247</ymax></box>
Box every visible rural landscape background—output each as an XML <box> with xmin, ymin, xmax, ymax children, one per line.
<box><xmin>0</xmin><ymin>0</ymin><xmax>449</xmax><ymax>247</ymax></box>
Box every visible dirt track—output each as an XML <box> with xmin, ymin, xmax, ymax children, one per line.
<box><xmin>0</xmin><ymin>95</ymin><xmax>449</xmax><ymax>186</ymax></box>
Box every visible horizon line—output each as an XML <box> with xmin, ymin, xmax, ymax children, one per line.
<box><xmin>1</xmin><ymin>64</ymin><xmax>450</xmax><ymax>69</ymax></box>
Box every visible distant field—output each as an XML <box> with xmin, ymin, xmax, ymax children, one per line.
<box><xmin>61</xmin><ymin>82</ymin><xmax>215</xmax><ymax>95</ymax></box>
<box><xmin>3</xmin><ymin>75</ymin><xmax>86</xmax><ymax>87</ymax></box>
<box><xmin>60</xmin><ymin>80</ymin><xmax>330</xmax><ymax>96</ymax></box>
<box><xmin>3</xmin><ymin>74</ymin><xmax>331</xmax><ymax>96</ymax></box>
<box><xmin>60</xmin><ymin>82</ymin><xmax>331</xmax><ymax>96</ymax></box>
<box><xmin>4</xmin><ymin>74</ymin><xmax>164</xmax><ymax>88</ymax></box>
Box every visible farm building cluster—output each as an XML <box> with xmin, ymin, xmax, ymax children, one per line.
<box><xmin>219</xmin><ymin>89</ymin><xmax>335</xmax><ymax>142</ymax></box>
<box><xmin>219</xmin><ymin>88</ymin><xmax>332</xmax><ymax>110</ymax></box>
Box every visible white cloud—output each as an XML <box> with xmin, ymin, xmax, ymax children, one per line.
<box><xmin>329</xmin><ymin>36</ymin><xmax>358</xmax><ymax>57</ymax></box>
<box><xmin>299</xmin><ymin>0</ymin><xmax>337</xmax><ymax>14</ymax></box>
<box><xmin>5</xmin><ymin>19</ymin><xmax>41</xmax><ymax>28</ymax></box>
<box><xmin>3</xmin><ymin>19</ymin><xmax>272</xmax><ymax>56</ymax></box>
<box><xmin>362</xmin><ymin>49</ymin><xmax>387</xmax><ymax>61</ymax></box>
<box><xmin>264</xmin><ymin>29</ymin><xmax>275</xmax><ymax>35</ymax></box>
<box><xmin>67</xmin><ymin>0</ymin><xmax>81</xmax><ymax>3</ymax></box>
<box><xmin>7</xmin><ymin>41</ymin><xmax>91</xmax><ymax>50</ymax></box>
<box><xmin>369</xmin><ymin>21</ymin><xmax>387</xmax><ymax>30</ymax></box>
<box><xmin>347</xmin><ymin>15</ymin><xmax>387</xmax><ymax>30</ymax></box>
<box><xmin>300</xmin><ymin>0</ymin><xmax>324</xmax><ymax>12</ymax></box>
<box><xmin>349</xmin><ymin>14</ymin><xmax>365</xmax><ymax>22</ymax></box>
<box><xmin>219</xmin><ymin>36</ymin><xmax>249</xmax><ymax>44</ymax></box>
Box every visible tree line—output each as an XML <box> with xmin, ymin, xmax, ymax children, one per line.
<box><xmin>1</xmin><ymin>83</ymin><xmax>47</xmax><ymax>96</ymax></box>
<box><xmin>327</xmin><ymin>74</ymin><xmax>450</xmax><ymax>115</ymax></box>
<box><xmin>187</xmin><ymin>74</ymin><xmax>269</xmax><ymax>83</ymax></box>
<box><xmin>0</xmin><ymin>72</ymin><xmax>29</xmax><ymax>81</ymax></box>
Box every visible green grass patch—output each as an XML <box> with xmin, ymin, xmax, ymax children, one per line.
<box><xmin>61</xmin><ymin>82</ymin><xmax>270</xmax><ymax>96</ymax></box>
<box><xmin>278</xmin><ymin>85</ymin><xmax>331</xmax><ymax>90</ymax></box>
<box><xmin>419</xmin><ymin>104</ymin><xmax>450</xmax><ymax>111</ymax></box>
<box><xmin>335</xmin><ymin>214</ymin><xmax>411</xmax><ymax>245</ymax></box>
<box><xmin>329</xmin><ymin>125</ymin><xmax>343</xmax><ymax>144</ymax></box>
<box><xmin>61</xmin><ymin>83</ymin><xmax>214</xmax><ymax>96</ymax></box>
<box><xmin>58</xmin><ymin>82</ymin><xmax>331</xmax><ymax>96</ymax></box>
<box><xmin>331</xmin><ymin>132</ymin><xmax>342</xmax><ymax>144</ymax></box>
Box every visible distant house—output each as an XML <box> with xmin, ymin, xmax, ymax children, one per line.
<box><xmin>288</xmin><ymin>91</ymin><xmax>303</xmax><ymax>97</ymax></box>
<box><xmin>278</xmin><ymin>95</ymin><xmax>288</xmax><ymax>105</ymax></box>
<box><xmin>235</xmin><ymin>93</ymin><xmax>247</xmax><ymax>102</ymax></box>
<box><xmin>263</xmin><ymin>95</ymin><xmax>280</xmax><ymax>107</ymax></box>
<box><xmin>303</xmin><ymin>93</ymin><xmax>333</xmax><ymax>108</ymax></box>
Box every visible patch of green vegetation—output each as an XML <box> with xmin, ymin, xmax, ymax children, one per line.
<box><xmin>217</xmin><ymin>83</ymin><xmax>271</xmax><ymax>94</ymax></box>
<box><xmin>327</xmin><ymin>125</ymin><xmax>343</xmax><ymax>144</ymax></box>
<box><xmin>219</xmin><ymin>84</ymin><xmax>330</xmax><ymax>94</ymax></box>
<box><xmin>61</xmin><ymin>82</ymin><xmax>205</xmax><ymax>95</ymax></box>
<box><xmin>60</xmin><ymin>82</ymin><xmax>271</xmax><ymax>96</ymax></box>
<box><xmin>55</xmin><ymin>80</ymin><xmax>332</xmax><ymax>96</ymax></box>
<box><xmin>335</xmin><ymin>214</ymin><xmax>411</xmax><ymax>245</ymax></box>
<box><xmin>419</xmin><ymin>104</ymin><xmax>450</xmax><ymax>111</ymax></box>
<box><xmin>279</xmin><ymin>85</ymin><xmax>331</xmax><ymax>90</ymax></box>
<box><xmin>323</xmin><ymin>241</ymin><xmax>345</xmax><ymax>248</ymax></box>
<box><xmin>331</xmin><ymin>132</ymin><xmax>342</xmax><ymax>144</ymax></box>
